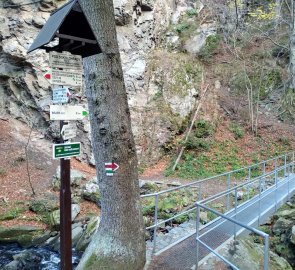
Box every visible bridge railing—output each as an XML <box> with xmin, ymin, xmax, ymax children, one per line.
<box><xmin>195</xmin><ymin>203</ymin><xmax>269</xmax><ymax>270</ymax></box>
<box><xmin>142</xmin><ymin>151</ymin><xmax>294</xmax><ymax>255</ymax></box>
<box><xmin>199</xmin><ymin>159</ymin><xmax>294</xmax><ymax>226</ymax></box>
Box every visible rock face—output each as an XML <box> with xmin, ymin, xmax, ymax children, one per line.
<box><xmin>0</xmin><ymin>0</ymin><xmax>207</xmax><ymax>166</ymax></box>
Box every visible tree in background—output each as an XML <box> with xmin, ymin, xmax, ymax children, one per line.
<box><xmin>76</xmin><ymin>0</ymin><xmax>146</xmax><ymax>269</ymax></box>
<box><xmin>206</xmin><ymin>0</ymin><xmax>295</xmax><ymax>129</ymax></box>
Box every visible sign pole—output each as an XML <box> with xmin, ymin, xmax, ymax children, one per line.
<box><xmin>60</xmin><ymin>120</ymin><xmax>72</xmax><ymax>270</ymax></box>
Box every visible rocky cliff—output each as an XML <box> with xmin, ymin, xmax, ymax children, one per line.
<box><xmin>0</xmin><ymin>0</ymin><xmax>206</xmax><ymax>166</ymax></box>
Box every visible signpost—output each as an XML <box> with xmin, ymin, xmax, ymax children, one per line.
<box><xmin>51</xmin><ymin>69</ymin><xmax>83</xmax><ymax>87</ymax></box>
<box><xmin>27</xmin><ymin>3</ymin><xmax>102</xmax><ymax>266</ymax></box>
<box><xmin>61</xmin><ymin>123</ymin><xmax>77</xmax><ymax>140</ymax></box>
<box><xmin>52</xmin><ymin>87</ymin><xmax>70</xmax><ymax>104</ymax></box>
<box><xmin>49</xmin><ymin>51</ymin><xmax>83</xmax><ymax>71</ymax></box>
<box><xmin>53</xmin><ymin>142</ymin><xmax>81</xmax><ymax>159</ymax></box>
<box><xmin>50</xmin><ymin>105</ymin><xmax>88</xmax><ymax>121</ymax></box>
<box><xmin>48</xmin><ymin>51</ymin><xmax>84</xmax><ymax>270</ymax></box>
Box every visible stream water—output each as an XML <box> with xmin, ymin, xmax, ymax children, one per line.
<box><xmin>0</xmin><ymin>244</ymin><xmax>81</xmax><ymax>269</ymax></box>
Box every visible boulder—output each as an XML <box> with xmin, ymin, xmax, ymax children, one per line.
<box><xmin>82</xmin><ymin>182</ymin><xmax>100</xmax><ymax>204</ymax></box>
<box><xmin>140</xmin><ymin>181</ymin><xmax>160</xmax><ymax>195</ymax></box>
<box><xmin>275</xmin><ymin>209</ymin><xmax>295</xmax><ymax>220</ymax></box>
<box><xmin>76</xmin><ymin>216</ymin><xmax>100</xmax><ymax>252</ymax></box>
<box><xmin>216</xmin><ymin>238</ymin><xmax>293</xmax><ymax>270</ymax></box>
<box><xmin>3</xmin><ymin>260</ymin><xmax>19</xmax><ymax>270</ymax></box>
<box><xmin>184</xmin><ymin>23</ymin><xmax>217</xmax><ymax>55</ymax></box>
<box><xmin>29</xmin><ymin>197</ymin><xmax>59</xmax><ymax>214</ymax></box>
<box><xmin>273</xmin><ymin>218</ymin><xmax>293</xmax><ymax>236</ymax></box>
<box><xmin>200</xmin><ymin>211</ymin><xmax>209</xmax><ymax>224</ymax></box>
<box><xmin>0</xmin><ymin>226</ymin><xmax>44</xmax><ymax>248</ymax></box>
<box><xmin>11</xmin><ymin>251</ymin><xmax>42</xmax><ymax>269</ymax></box>
<box><xmin>52</xmin><ymin>167</ymin><xmax>86</xmax><ymax>190</ymax></box>
<box><xmin>49</xmin><ymin>204</ymin><xmax>81</xmax><ymax>229</ymax></box>
<box><xmin>290</xmin><ymin>225</ymin><xmax>295</xmax><ymax>245</ymax></box>
<box><xmin>72</xmin><ymin>225</ymin><xmax>84</xmax><ymax>247</ymax></box>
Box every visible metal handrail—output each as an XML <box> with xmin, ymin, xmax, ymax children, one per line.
<box><xmin>196</xmin><ymin>203</ymin><xmax>269</xmax><ymax>270</ymax></box>
<box><xmin>199</xmin><ymin>163</ymin><xmax>291</xmax><ymax>205</ymax></box>
<box><xmin>141</xmin><ymin>152</ymin><xmax>293</xmax><ymax>198</ymax></box>
<box><xmin>145</xmin><ymin>163</ymin><xmax>290</xmax><ymax>230</ymax></box>
<box><xmin>143</xmin><ymin>152</ymin><xmax>294</xmax><ymax>256</ymax></box>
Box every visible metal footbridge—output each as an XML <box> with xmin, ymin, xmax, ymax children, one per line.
<box><xmin>142</xmin><ymin>152</ymin><xmax>295</xmax><ymax>270</ymax></box>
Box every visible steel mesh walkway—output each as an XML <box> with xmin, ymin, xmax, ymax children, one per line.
<box><xmin>147</xmin><ymin>173</ymin><xmax>295</xmax><ymax>270</ymax></box>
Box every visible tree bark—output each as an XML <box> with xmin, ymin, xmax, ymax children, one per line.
<box><xmin>76</xmin><ymin>0</ymin><xmax>146</xmax><ymax>269</ymax></box>
<box><xmin>290</xmin><ymin>0</ymin><xmax>295</xmax><ymax>90</ymax></box>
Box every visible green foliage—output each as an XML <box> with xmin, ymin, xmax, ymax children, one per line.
<box><xmin>279</xmin><ymin>88</ymin><xmax>295</xmax><ymax>121</ymax></box>
<box><xmin>0</xmin><ymin>167</ymin><xmax>7</xmax><ymax>177</ymax></box>
<box><xmin>248</xmin><ymin>3</ymin><xmax>277</xmax><ymax>20</ymax></box>
<box><xmin>141</xmin><ymin>189</ymin><xmax>197</xmax><ymax>226</ymax></box>
<box><xmin>141</xmin><ymin>198</ymin><xmax>155</xmax><ymax>216</ymax></box>
<box><xmin>272</xmin><ymin>47</ymin><xmax>289</xmax><ymax>61</ymax></box>
<box><xmin>207</xmin><ymin>211</ymin><xmax>218</xmax><ymax>221</ymax></box>
<box><xmin>198</xmin><ymin>35</ymin><xmax>221</xmax><ymax>62</ymax></box>
<box><xmin>152</xmin><ymin>90</ymin><xmax>163</xmax><ymax>101</ymax></box>
<box><xmin>175</xmin><ymin>22</ymin><xmax>190</xmax><ymax>33</ymax></box>
<box><xmin>184</xmin><ymin>138</ymin><xmax>211</xmax><ymax>151</ymax></box>
<box><xmin>0</xmin><ymin>207</ymin><xmax>26</xmax><ymax>221</ymax></box>
<box><xmin>258</xmin><ymin>225</ymin><xmax>272</xmax><ymax>235</ymax></box>
<box><xmin>229</xmin><ymin>123</ymin><xmax>245</xmax><ymax>139</ymax></box>
<box><xmin>174</xmin><ymin>214</ymin><xmax>189</xmax><ymax>224</ymax></box>
<box><xmin>279</xmin><ymin>137</ymin><xmax>290</xmax><ymax>146</ymax></box>
<box><xmin>186</xmin><ymin>9</ymin><xmax>198</xmax><ymax>17</ymax></box>
<box><xmin>194</xmin><ymin>119</ymin><xmax>214</xmax><ymax>138</ymax></box>
<box><xmin>230</xmin><ymin>69</ymin><xmax>282</xmax><ymax>100</ymax></box>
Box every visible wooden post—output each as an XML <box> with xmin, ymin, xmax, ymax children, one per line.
<box><xmin>60</xmin><ymin>120</ymin><xmax>72</xmax><ymax>270</ymax></box>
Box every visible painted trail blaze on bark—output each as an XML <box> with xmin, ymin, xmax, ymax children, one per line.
<box><xmin>105</xmin><ymin>162</ymin><xmax>119</xmax><ymax>176</ymax></box>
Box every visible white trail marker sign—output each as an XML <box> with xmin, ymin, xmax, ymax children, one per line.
<box><xmin>61</xmin><ymin>123</ymin><xmax>77</xmax><ymax>140</ymax></box>
<box><xmin>49</xmin><ymin>51</ymin><xmax>83</xmax><ymax>71</ymax></box>
<box><xmin>50</xmin><ymin>105</ymin><xmax>88</xmax><ymax>121</ymax></box>
<box><xmin>52</xmin><ymin>87</ymin><xmax>70</xmax><ymax>104</ymax></box>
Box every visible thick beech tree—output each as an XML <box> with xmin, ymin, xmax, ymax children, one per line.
<box><xmin>76</xmin><ymin>0</ymin><xmax>146</xmax><ymax>269</ymax></box>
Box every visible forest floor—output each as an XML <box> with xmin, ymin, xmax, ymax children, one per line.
<box><xmin>0</xmin><ymin>117</ymin><xmax>99</xmax><ymax>229</ymax></box>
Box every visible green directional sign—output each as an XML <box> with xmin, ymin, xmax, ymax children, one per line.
<box><xmin>53</xmin><ymin>142</ymin><xmax>81</xmax><ymax>159</ymax></box>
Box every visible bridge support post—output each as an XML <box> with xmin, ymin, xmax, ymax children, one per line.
<box><xmin>284</xmin><ymin>154</ymin><xmax>287</xmax><ymax>176</ymax></box>
<box><xmin>152</xmin><ymin>194</ymin><xmax>159</xmax><ymax>255</ymax></box>
<box><xmin>264</xmin><ymin>235</ymin><xmax>269</xmax><ymax>270</ymax></box>
<box><xmin>287</xmin><ymin>160</ymin><xmax>291</xmax><ymax>200</ymax></box>
<box><xmin>226</xmin><ymin>173</ymin><xmax>231</xmax><ymax>211</ymax></box>
<box><xmin>234</xmin><ymin>187</ymin><xmax>238</xmax><ymax>239</ymax></box>
<box><xmin>262</xmin><ymin>162</ymin><xmax>266</xmax><ymax>191</ymax></box>
<box><xmin>275</xmin><ymin>165</ymin><xmax>278</xmax><ymax>211</ymax></box>
<box><xmin>247</xmin><ymin>167</ymin><xmax>251</xmax><ymax>200</ymax></box>
<box><xmin>258</xmin><ymin>177</ymin><xmax>261</xmax><ymax>226</ymax></box>
<box><xmin>196</xmin><ymin>204</ymin><xmax>200</xmax><ymax>269</ymax></box>
<box><xmin>292</xmin><ymin>152</ymin><xmax>294</xmax><ymax>174</ymax></box>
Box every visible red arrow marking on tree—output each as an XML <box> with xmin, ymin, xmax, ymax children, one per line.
<box><xmin>105</xmin><ymin>163</ymin><xmax>119</xmax><ymax>171</ymax></box>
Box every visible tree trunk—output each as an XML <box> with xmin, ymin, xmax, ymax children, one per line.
<box><xmin>290</xmin><ymin>0</ymin><xmax>295</xmax><ymax>90</ymax></box>
<box><xmin>274</xmin><ymin>0</ymin><xmax>281</xmax><ymax>28</ymax></box>
<box><xmin>76</xmin><ymin>0</ymin><xmax>146</xmax><ymax>269</ymax></box>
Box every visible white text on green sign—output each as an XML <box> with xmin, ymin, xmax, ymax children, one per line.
<box><xmin>50</xmin><ymin>105</ymin><xmax>88</xmax><ymax>121</ymax></box>
<box><xmin>53</xmin><ymin>142</ymin><xmax>81</xmax><ymax>159</ymax></box>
